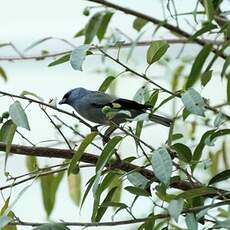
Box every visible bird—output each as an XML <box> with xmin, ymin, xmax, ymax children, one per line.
<box><xmin>59</xmin><ymin>87</ymin><xmax>172</xmax><ymax>127</ymax></box>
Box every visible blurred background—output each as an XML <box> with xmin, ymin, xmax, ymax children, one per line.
<box><xmin>0</xmin><ymin>0</ymin><xmax>229</xmax><ymax>229</ymax></box>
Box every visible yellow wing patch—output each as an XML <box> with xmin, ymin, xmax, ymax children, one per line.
<box><xmin>111</xmin><ymin>102</ymin><xmax>122</xmax><ymax>109</ymax></box>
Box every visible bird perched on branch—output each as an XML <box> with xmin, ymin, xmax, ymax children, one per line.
<box><xmin>59</xmin><ymin>87</ymin><xmax>171</xmax><ymax>127</ymax></box>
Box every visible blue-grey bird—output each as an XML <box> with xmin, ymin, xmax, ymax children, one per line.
<box><xmin>59</xmin><ymin>87</ymin><xmax>171</xmax><ymax>127</ymax></box>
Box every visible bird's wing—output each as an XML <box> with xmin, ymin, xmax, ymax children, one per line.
<box><xmin>83</xmin><ymin>91</ymin><xmax>116</xmax><ymax>106</ymax></box>
<box><xmin>111</xmin><ymin>98</ymin><xmax>152</xmax><ymax>110</ymax></box>
<box><xmin>84</xmin><ymin>91</ymin><xmax>151</xmax><ymax>111</ymax></box>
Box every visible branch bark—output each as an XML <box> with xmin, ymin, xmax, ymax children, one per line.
<box><xmin>0</xmin><ymin>142</ymin><xmax>194</xmax><ymax>191</ymax></box>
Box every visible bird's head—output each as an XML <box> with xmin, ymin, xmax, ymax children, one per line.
<box><xmin>59</xmin><ymin>87</ymin><xmax>88</xmax><ymax>105</ymax></box>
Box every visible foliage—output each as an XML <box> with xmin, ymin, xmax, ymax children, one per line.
<box><xmin>0</xmin><ymin>0</ymin><xmax>230</xmax><ymax>230</ymax></box>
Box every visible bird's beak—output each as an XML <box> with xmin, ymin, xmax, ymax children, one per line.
<box><xmin>59</xmin><ymin>98</ymin><xmax>66</xmax><ymax>105</ymax></box>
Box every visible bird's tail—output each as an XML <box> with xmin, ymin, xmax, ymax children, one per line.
<box><xmin>148</xmin><ymin>114</ymin><xmax>172</xmax><ymax>127</ymax></box>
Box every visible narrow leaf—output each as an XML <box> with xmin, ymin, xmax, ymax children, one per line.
<box><xmin>190</xmin><ymin>23</ymin><xmax>217</xmax><ymax>40</ymax></box>
<box><xmin>125</xmin><ymin>186</ymin><xmax>150</xmax><ymax>197</ymax></box>
<box><xmin>176</xmin><ymin>187</ymin><xmax>216</xmax><ymax>199</ymax></box>
<box><xmin>204</xmin><ymin>0</ymin><xmax>214</xmax><ymax>21</ymax></box>
<box><xmin>0</xmin><ymin>66</ymin><xmax>7</xmax><ymax>82</ymax></box>
<box><xmin>98</xmin><ymin>76</ymin><xmax>116</xmax><ymax>92</ymax></box>
<box><xmin>97</xmin><ymin>12</ymin><xmax>113</xmax><ymax>41</ymax></box>
<box><xmin>227</xmin><ymin>75</ymin><xmax>230</xmax><ymax>105</ymax></box>
<box><xmin>192</xmin><ymin>129</ymin><xmax>216</xmax><ymax>171</ymax></box>
<box><xmin>68</xmin><ymin>173</ymin><xmax>81</xmax><ymax>206</ymax></box>
<box><xmin>209</xmin><ymin>169</ymin><xmax>230</xmax><ymax>185</ymax></box>
<box><xmin>68</xmin><ymin>132</ymin><xmax>97</xmax><ymax>175</ymax></box>
<box><xmin>96</xmin><ymin>136</ymin><xmax>122</xmax><ymax>173</ymax></box>
<box><xmin>221</xmin><ymin>56</ymin><xmax>230</xmax><ymax>78</ymax></box>
<box><xmin>185</xmin><ymin>44</ymin><xmax>212</xmax><ymax>89</ymax></box>
<box><xmin>95</xmin><ymin>187</ymin><xmax>117</xmax><ymax>222</ymax></box>
<box><xmin>40</xmin><ymin>170</ymin><xmax>64</xmax><ymax>217</ymax></box>
<box><xmin>201</xmin><ymin>70</ymin><xmax>212</xmax><ymax>87</ymax></box>
<box><xmin>9</xmin><ymin>101</ymin><xmax>30</xmax><ymax>130</ymax></box>
<box><xmin>48</xmin><ymin>54</ymin><xmax>70</xmax><ymax>67</ymax></box>
<box><xmin>85</xmin><ymin>12</ymin><xmax>104</xmax><ymax>44</ymax></box>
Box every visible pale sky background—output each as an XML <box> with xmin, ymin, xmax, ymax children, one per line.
<box><xmin>0</xmin><ymin>0</ymin><xmax>228</xmax><ymax>230</ymax></box>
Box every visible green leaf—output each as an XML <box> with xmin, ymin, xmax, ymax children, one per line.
<box><xmin>93</xmin><ymin>136</ymin><xmax>122</xmax><ymax>195</ymax></box>
<box><xmin>68</xmin><ymin>173</ymin><xmax>81</xmax><ymax>206</ymax></box>
<box><xmin>48</xmin><ymin>54</ymin><xmax>70</xmax><ymax>67</ymax></box>
<box><xmin>190</xmin><ymin>23</ymin><xmax>217</xmax><ymax>40</ymax></box>
<box><xmin>181</xmin><ymin>88</ymin><xmax>205</xmax><ymax>116</ymax></box>
<box><xmin>153</xmin><ymin>95</ymin><xmax>175</xmax><ymax>112</ymax></box>
<box><xmin>171</xmin><ymin>133</ymin><xmax>183</xmax><ymax>141</ymax></box>
<box><xmin>192</xmin><ymin>129</ymin><xmax>216</xmax><ymax>171</ymax></box>
<box><xmin>204</xmin><ymin>0</ymin><xmax>214</xmax><ymax>21</ymax></box>
<box><xmin>133</xmin><ymin>17</ymin><xmax>148</xmax><ymax>31</ymax></box>
<box><xmin>80</xmin><ymin>175</ymin><xmax>96</xmax><ymax>210</ymax></box>
<box><xmin>26</xmin><ymin>156</ymin><xmax>38</xmax><ymax>172</ymax></box>
<box><xmin>96</xmin><ymin>136</ymin><xmax>122</xmax><ymax>173</ymax></box>
<box><xmin>125</xmin><ymin>186</ymin><xmax>150</xmax><ymax>197</ymax></box>
<box><xmin>185</xmin><ymin>44</ymin><xmax>212</xmax><ymax>89</ymax></box>
<box><xmin>33</xmin><ymin>223</ymin><xmax>70</xmax><ymax>230</ymax></box>
<box><xmin>147</xmin><ymin>90</ymin><xmax>159</xmax><ymax>108</ymax></box>
<box><xmin>201</xmin><ymin>70</ymin><xmax>212</xmax><ymax>87</ymax></box>
<box><xmin>167</xmin><ymin>199</ymin><xmax>184</xmax><ymax>222</ymax></box>
<box><xmin>94</xmin><ymin>187</ymin><xmax>117</xmax><ymax>222</ymax></box>
<box><xmin>171</xmin><ymin>65</ymin><xmax>184</xmax><ymax>91</ymax></box>
<box><xmin>146</xmin><ymin>41</ymin><xmax>169</xmax><ymax>65</ymax></box>
<box><xmin>74</xmin><ymin>28</ymin><xmax>85</xmax><ymax>38</ymax></box>
<box><xmin>85</xmin><ymin>12</ymin><xmax>104</xmax><ymax>44</ymax></box>
<box><xmin>171</xmin><ymin>143</ymin><xmax>192</xmax><ymax>163</ymax></box>
<box><xmin>0</xmin><ymin>66</ymin><xmax>7</xmax><ymax>82</ymax></box>
<box><xmin>40</xmin><ymin>170</ymin><xmax>64</xmax><ymax>217</ymax></box>
<box><xmin>185</xmin><ymin>213</ymin><xmax>198</xmax><ymax>230</ymax></box>
<box><xmin>209</xmin><ymin>129</ymin><xmax>230</xmax><ymax>143</ymax></box>
<box><xmin>127</xmin><ymin>172</ymin><xmax>150</xmax><ymax>189</ymax></box>
<box><xmin>151</xmin><ymin>147</ymin><xmax>172</xmax><ymax>186</ymax></box>
<box><xmin>0</xmin><ymin>120</ymin><xmax>17</xmax><ymax>154</ymax></box>
<box><xmin>97</xmin><ymin>12</ymin><xmax>113</xmax><ymax>41</ymax></box>
<box><xmin>68</xmin><ymin>132</ymin><xmax>97</xmax><ymax>175</ymax></box>
<box><xmin>182</xmin><ymin>108</ymin><xmax>190</xmax><ymax>120</ymax></box>
<box><xmin>209</xmin><ymin>169</ymin><xmax>230</xmax><ymax>185</ymax></box>
<box><xmin>98</xmin><ymin>76</ymin><xmax>116</xmax><ymax>92</ymax></box>
<box><xmin>70</xmin><ymin>45</ymin><xmax>91</xmax><ymax>71</ymax></box>
<box><xmin>9</xmin><ymin>101</ymin><xmax>30</xmax><ymax>130</ymax></box>
<box><xmin>221</xmin><ymin>56</ymin><xmax>230</xmax><ymax>78</ymax></box>
<box><xmin>20</xmin><ymin>90</ymin><xmax>44</xmax><ymax>101</ymax></box>
<box><xmin>227</xmin><ymin>75</ymin><xmax>230</xmax><ymax>105</ymax></box>
<box><xmin>176</xmin><ymin>187</ymin><xmax>216</xmax><ymax>199</ymax></box>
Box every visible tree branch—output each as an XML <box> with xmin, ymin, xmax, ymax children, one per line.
<box><xmin>86</xmin><ymin>0</ymin><xmax>227</xmax><ymax>59</ymax></box>
<box><xmin>0</xmin><ymin>39</ymin><xmax>227</xmax><ymax>62</ymax></box>
<box><xmin>0</xmin><ymin>142</ymin><xmax>194</xmax><ymax>191</ymax></box>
